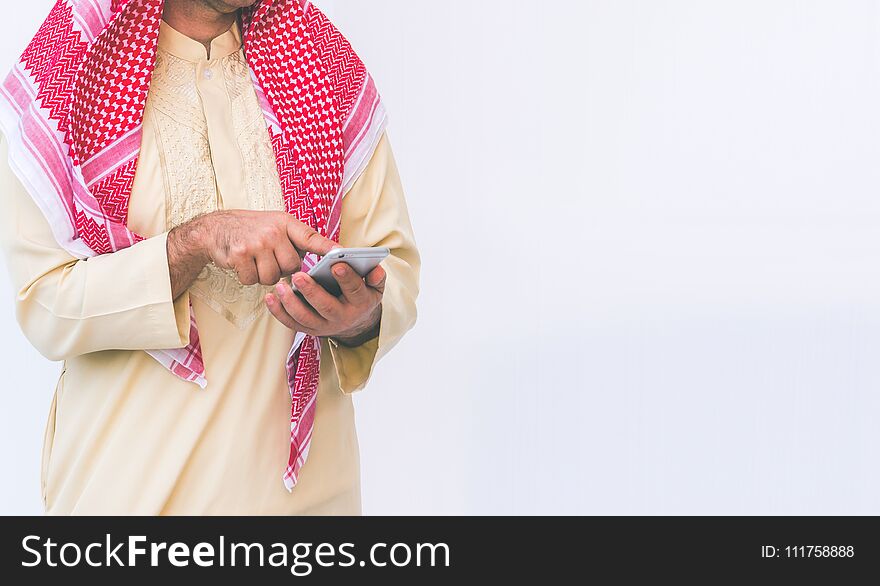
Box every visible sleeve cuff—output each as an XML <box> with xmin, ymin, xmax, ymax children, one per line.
<box><xmin>326</xmin><ymin>267</ymin><xmax>417</xmax><ymax>394</ymax></box>
<box><xmin>143</xmin><ymin>232</ymin><xmax>191</xmax><ymax>350</ymax></box>
<box><xmin>327</xmin><ymin>329</ymin><xmax>381</xmax><ymax>394</ymax></box>
<box><xmin>327</xmin><ymin>292</ymin><xmax>399</xmax><ymax>394</ymax></box>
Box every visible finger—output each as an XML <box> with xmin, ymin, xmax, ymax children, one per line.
<box><xmin>274</xmin><ymin>240</ymin><xmax>302</xmax><ymax>276</ymax></box>
<box><xmin>286</xmin><ymin>220</ymin><xmax>338</xmax><ymax>257</ymax></box>
<box><xmin>265</xmin><ymin>294</ymin><xmax>321</xmax><ymax>335</ymax></box>
<box><xmin>332</xmin><ymin>263</ymin><xmax>370</xmax><ymax>305</ymax></box>
<box><xmin>235</xmin><ymin>258</ymin><xmax>259</xmax><ymax>286</ymax></box>
<box><xmin>365</xmin><ymin>265</ymin><xmax>387</xmax><ymax>293</ymax></box>
<box><xmin>265</xmin><ymin>293</ymin><xmax>297</xmax><ymax>329</ymax></box>
<box><xmin>255</xmin><ymin>253</ymin><xmax>282</xmax><ymax>286</ymax></box>
<box><xmin>274</xmin><ymin>282</ymin><xmax>327</xmax><ymax>331</ymax></box>
<box><xmin>291</xmin><ymin>272</ymin><xmax>343</xmax><ymax>320</ymax></box>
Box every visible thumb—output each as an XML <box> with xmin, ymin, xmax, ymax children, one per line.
<box><xmin>286</xmin><ymin>219</ymin><xmax>338</xmax><ymax>257</ymax></box>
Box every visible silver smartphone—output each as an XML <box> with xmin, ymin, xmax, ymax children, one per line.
<box><xmin>293</xmin><ymin>247</ymin><xmax>390</xmax><ymax>297</ymax></box>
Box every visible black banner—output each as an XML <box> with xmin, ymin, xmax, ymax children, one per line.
<box><xmin>0</xmin><ymin>517</ymin><xmax>875</xmax><ymax>581</ymax></box>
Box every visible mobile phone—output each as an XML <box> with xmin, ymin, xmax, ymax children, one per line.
<box><xmin>293</xmin><ymin>247</ymin><xmax>390</xmax><ymax>297</ymax></box>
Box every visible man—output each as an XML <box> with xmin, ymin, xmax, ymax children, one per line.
<box><xmin>0</xmin><ymin>0</ymin><xmax>419</xmax><ymax>515</ymax></box>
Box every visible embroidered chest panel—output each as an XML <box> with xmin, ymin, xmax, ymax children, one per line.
<box><xmin>145</xmin><ymin>47</ymin><xmax>285</xmax><ymax>329</ymax></box>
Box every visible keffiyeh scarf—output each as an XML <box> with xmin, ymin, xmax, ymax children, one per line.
<box><xmin>0</xmin><ymin>0</ymin><xmax>387</xmax><ymax>490</ymax></box>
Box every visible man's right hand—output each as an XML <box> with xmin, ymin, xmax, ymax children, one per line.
<box><xmin>166</xmin><ymin>210</ymin><xmax>339</xmax><ymax>299</ymax></box>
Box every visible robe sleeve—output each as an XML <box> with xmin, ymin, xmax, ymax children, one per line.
<box><xmin>0</xmin><ymin>135</ymin><xmax>192</xmax><ymax>362</ymax></box>
<box><xmin>327</xmin><ymin>132</ymin><xmax>421</xmax><ymax>394</ymax></box>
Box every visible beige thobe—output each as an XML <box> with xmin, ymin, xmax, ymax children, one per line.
<box><xmin>0</xmin><ymin>20</ymin><xmax>419</xmax><ymax>515</ymax></box>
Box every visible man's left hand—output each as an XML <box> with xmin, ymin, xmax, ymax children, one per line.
<box><xmin>266</xmin><ymin>263</ymin><xmax>385</xmax><ymax>346</ymax></box>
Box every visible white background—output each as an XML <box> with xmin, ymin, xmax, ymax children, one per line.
<box><xmin>3</xmin><ymin>0</ymin><xmax>880</xmax><ymax>515</ymax></box>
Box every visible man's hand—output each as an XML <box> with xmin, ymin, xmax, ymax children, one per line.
<box><xmin>266</xmin><ymin>262</ymin><xmax>386</xmax><ymax>346</ymax></box>
<box><xmin>166</xmin><ymin>210</ymin><xmax>338</xmax><ymax>299</ymax></box>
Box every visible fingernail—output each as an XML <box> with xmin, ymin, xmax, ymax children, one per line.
<box><xmin>333</xmin><ymin>265</ymin><xmax>345</xmax><ymax>276</ymax></box>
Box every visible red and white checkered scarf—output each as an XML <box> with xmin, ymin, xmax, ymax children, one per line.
<box><xmin>0</xmin><ymin>0</ymin><xmax>387</xmax><ymax>491</ymax></box>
